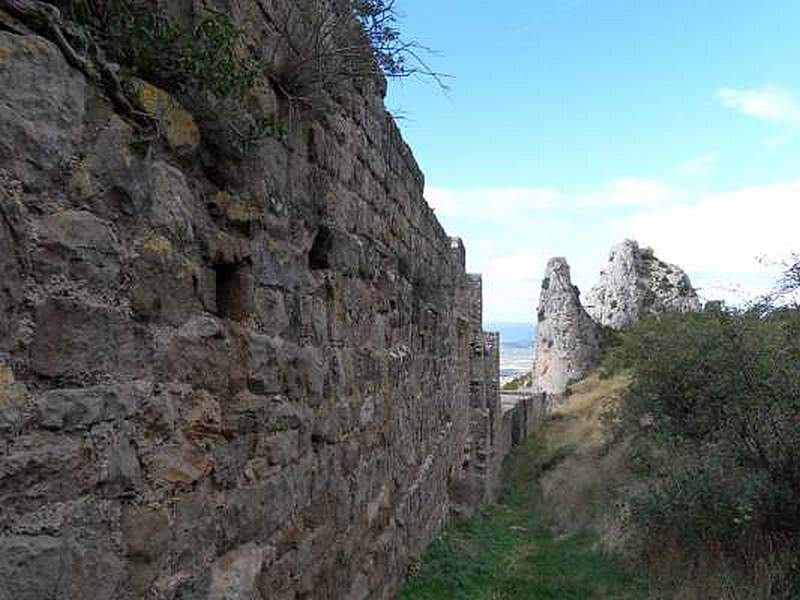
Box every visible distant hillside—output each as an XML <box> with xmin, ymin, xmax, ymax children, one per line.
<box><xmin>486</xmin><ymin>322</ymin><xmax>535</xmax><ymax>347</ymax></box>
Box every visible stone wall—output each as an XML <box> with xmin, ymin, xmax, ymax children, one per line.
<box><xmin>464</xmin><ymin>328</ymin><xmax>502</xmax><ymax>506</ymax></box>
<box><xmin>0</xmin><ymin>3</ymin><xmax>534</xmax><ymax>599</ymax></box>
<box><xmin>448</xmin><ymin>277</ymin><xmax>508</xmax><ymax>515</ymax></box>
<box><xmin>495</xmin><ymin>392</ymin><xmax>549</xmax><ymax>485</ymax></box>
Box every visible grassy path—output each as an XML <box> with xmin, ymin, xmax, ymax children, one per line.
<box><xmin>399</xmin><ymin>378</ymin><xmax>653</xmax><ymax>599</ymax></box>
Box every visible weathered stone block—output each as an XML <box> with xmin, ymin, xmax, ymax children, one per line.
<box><xmin>246</xmin><ymin>333</ymin><xmax>286</xmax><ymax>395</ymax></box>
<box><xmin>30</xmin><ymin>298</ymin><xmax>153</xmax><ymax>382</ymax></box>
<box><xmin>221</xmin><ymin>456</ymin><xmax>314</xmax><ymax>550</ymax></box>
<box><xmin>209</xmin><ymin>190</ymin><xmax>262</xmax><ymax>235</ymax></box>
<box><xmin>208</xmin><ymin>543</ymin><xmax>266</xmax><ymax>600</ymax></box>
<box><xmin>121</xmin><ymin>505</ymin><xmax>171</xmax><ymax>562</ymax></box>
<box><xmin>172</xmin><ymin>491</ymin><xmax>219</xmax><ymax>572</ymax></box>
<box><xmin>0</xmin><ymin>431</ymin><xmax>99</xmax><ymax>513</ymax></box>
<box><xmin>150</xmin><ymin>161</ymin><xmax>197</xmax><ymax>244</ymax></box>
<box><xmin>175</xmin><ymin>388</ymin><xmax>222</xmax><ymax>436</ymax></box>
<box><xmin>252</xmin><ymin>286</ymin><xmax>290</xmax><ymax>336</ymax></box>
<box><xmin>143</xmin><ymin>438</ymin><xmax>212</xmax><ymax>486</ymax></box>
<box><xmin>0</xmin><ymin>33</ymin><xmax>86</xmax><ymax>187</ymax></box>
<box><xmin>0</xmin><ymin>535</ymin><xmax>65</xmax><ymax>600</ymax></box>
<box><xmin>0</xmin><ymin>532</ymin><xmax>125</xmax><ymax>600</ymax></box>
<box><xmin>35</xmin><ymin>383</ymin><xmax>144</xmax><ymax>431</ymax></box>
<box><xmin>79</xmin><ymin>116</ymin><xmax>151</xmax><ymax>214</ymax></box>
<box><xmin>260</xmin><ymin>429</ymin><xmax>300</xmax><ymax>467</ymax></box>
<box><xmin>131</xmin><ymin>236</ymin><xmax>205</xmax><ymax>325</ymax></box>
<box><xmin>163</xmin><ymin>315</ymin><xmax>232</xmax><ymax>393</ymax></box>
<box><xmin>34</xmin><ymin>210</ymin><xmax>121</xmax><ymax>287</ymax></box>
<box><xmin>103</xmin><ymin>421</ymin><xmax>143</xmax><ymax>496</ymax></box>
<box><xmin>212</xmin><ymin>432</ymin><xmax>257</xmax><ymax>488</ymax></box>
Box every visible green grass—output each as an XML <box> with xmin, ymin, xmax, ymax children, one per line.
<box><xmin>399</xmin><ymin>434</ymin><xmax>652</xmax><ymax>599</ymax></box>
<box><xmin>502</xmin><ymin>372</ymin><xmax>532</xmax><ymax>391</ymax></box>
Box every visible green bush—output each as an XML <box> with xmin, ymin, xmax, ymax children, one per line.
<box><xmin>608</xmin><ymin>305</ymin><xmax>800</xmax><ymax>589</ymax></box>
<box><xmin>502</xmin><ymin>372</ymin><xmax>532</xmax><ymax>391</ymax></box>
<box><xmin>66</xmin><ymin>1</ymin><xmax>258</xmax><ymax>100</ymax></box>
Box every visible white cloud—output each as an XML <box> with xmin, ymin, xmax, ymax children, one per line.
<box><xmin>676</xmin><ymin>153</ymin><xmax>718</xmax><ymax>177</ymax></box>
<box><xmin>717</xmin><ymin>85</ymin><xmax>800</xmax><ymax>124</ymax></box>
<box><xmin>425</xmin><ymin>186</ymin><xmax>560</xmax><ymax>219</ymax></box>
<box><xmin>577</xmin><ymin>177</ymin><xmax>681</xmax><ymax>207</ymax></box>
<box><xmin>618</xmin><ymin>180</ymin><xmax>800</xmax><ymax>303</ymax></box>
<box><xmin>479</xmin><ymin>249</ymin><xmax>546</xmax><ymax>322</ymax></box>
<box><xmin>430</xmin><ymin>177</ymin><xmax>800</xmax><ymax>321</ymax></box>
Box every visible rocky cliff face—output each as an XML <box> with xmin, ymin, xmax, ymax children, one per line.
<box><xmin>585</xmin><ymin>240</ymin><xmax>701</xmax><ymax>330</ymax></box>
<box><xmin>0</xmin><ymin>4</ymin><xmax>536</xmax><ymax>598</ymax></box>
<box><xmin>533</xmin><ymin>258</ymin><xmax>600</xmax><ymax>395</ymax></box>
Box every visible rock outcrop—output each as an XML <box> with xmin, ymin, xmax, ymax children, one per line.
<box><xmin>585</xmin><ymin>240</ymin><xmax>701</xmax><ymax>329</ymax></box>
<box><xmin>533</xmin><ymin>258</ymin><xmax>600</xmax><ymax>395</ymax></box>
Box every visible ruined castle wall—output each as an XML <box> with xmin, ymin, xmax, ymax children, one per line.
<box><xmin>0</xmin><ymin>3</ymin><xmax>487</xmax><ymax>597</ymax></box>
<box><xmin>448</xmin><ymin>274</ymin><xmax>506</xmax><ymax>510</ymax></box>
<box><xmin>480</xmin><ymin>332</ymin><xmax>502</xmax><ymax>501</ymax></box>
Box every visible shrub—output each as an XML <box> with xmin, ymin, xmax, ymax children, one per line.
<box><xmin>49</xmin><ymin>0</ymin><xmax>444</xmax><ymax>155</ymax></box>
<box><xmin>64</xmin><ymin>1</ymin><xmax>259</xmax><ymax>100</ymax></box>
<box><xmin>608</xmin><ymin>304</ymin><xmax>800</xmax><ymax>591</ymax></box>
<box><xmin>502</xmin><ymin>372</ymin><xmax>532</xmax><ymax>391</ymax></box>
<box><xmin>266</xmin><ymin>0</ymin><xmax>446</xmax><ymax>106</ymax></box>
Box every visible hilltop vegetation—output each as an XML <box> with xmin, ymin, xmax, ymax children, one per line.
<box><xmin>502</xmin><ymin>372</ymin><xmax>532</xmax><ymax>391</ymax></box>
<box><xmin>602</xmin><ymin>305</ymin><xmax>800</xmax><ymax>597</ymax></box>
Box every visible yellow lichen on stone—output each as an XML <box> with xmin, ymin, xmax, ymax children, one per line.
<box><xmin>133</xmin><ymin>79</ymin><xmax>200</xmax><ymax>154</ymax></box>
<box><xmin>175</xmin><ymin>257</ymin><xmax>199</xmax><ymax>285</ymax></box>
<box><xmin>137</xmin><ymin>235</ymin><xmax>175</xmax><ymax>258</ymax></box>
<box><xmin>164</xmin><ymin>107</ymin><xmax>201</xmax><ymax>154</ymax></box>
<box><xmin>0</xmin><ymin>364</ymin><xmax>25</xmax><ymax>409</ymax></box>
<box><xmin>215</xmin><ymin>191</ymin><xmax>261</xmax><ymax>226</ymax></box>
<box><xmin>68</xmin><ymin>162</ymin><xmax>99</xmax><ymax>201</ymax></box>
<box><xmin>0</xmin><ymin>47</ymin><xmax>10</xmax><ymax>63</ymax></box>
<box><xmin>137</xmin><ymin>81</ymin><xmax>161</xmax><ymax>114</ymax></box>
<box><xmin>0</xmin><ymin>364</ymin><xmax>13</xmax><ymax>386</ymax></box>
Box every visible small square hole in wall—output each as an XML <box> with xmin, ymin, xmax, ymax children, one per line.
<box><xmin>308</xmin><ymin>225</ymin><xmax>333</xmax><ymax>270</ymax></box>
<box><xmin>215</xmin><ymin>261</ymin><xmax>252</xmax><ymax>320</ymax></box>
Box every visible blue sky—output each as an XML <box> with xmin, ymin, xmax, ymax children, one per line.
<box><xmin>385</xmin><ymin>0</ymin><xmax>800</xmax><ymax>322</ymax></box>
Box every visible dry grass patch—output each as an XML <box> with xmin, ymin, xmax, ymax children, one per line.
<box><xmin>536</xmin><ymin>374</ymin><xmax>632</xmax><ymax>537</ymax></box>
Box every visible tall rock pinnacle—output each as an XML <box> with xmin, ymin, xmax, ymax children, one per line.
<box><xmin>533</xmin><ymin>258</ymin><xmax>600</xmax><ymax>395</ymax></box>
<box><xmin>584</xmin><ymin>240</ymin><xmax>701</xmax><ymax>330</ymax></box>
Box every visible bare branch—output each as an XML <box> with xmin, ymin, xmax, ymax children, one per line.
<box><xmin>264</xmin><ymin>0</ymin><xmax>449</xmax><ymax>107</ymax></box>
